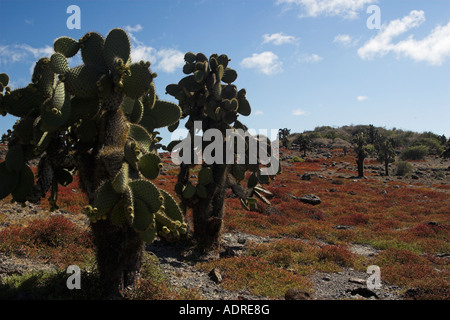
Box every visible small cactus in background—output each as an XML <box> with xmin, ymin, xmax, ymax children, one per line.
<box><xmin>375</xmin><ymin>136</ymin><xmax>396</xmax><ymax>176</ymax></box>
<box><xmin>165</xmin><ymin>52</ymin><xmax>280</xmax><ymax>252</ymax></box>
<box><xmin>352</xmin><ymin>132</ymin><xmax>370</xmax><ymax>178</ymax></box>
<box><xmin>294</xmin><ymin>133</ymin><xmax>312</xmax><ymax>157</ymax></box>
<box><xmin>0</xmin><ymin>28</ymin><xmax>183</xmax><ymax>298</ymax></box>
<box><xmin>278</xmin><ymin>128</ymin><xmax>291</xmax><ymax>148</ymax></box>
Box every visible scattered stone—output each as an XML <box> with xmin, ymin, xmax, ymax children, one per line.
<box><xmin>348</xmin><ymin>191</ymin><xmax>356</xmax><ymax>195</ymax></box>
<box><xmin>301</xmin><ymin>173</ymin><xmax>311</xmax><ymax>181</ymax></box>
<box><xmin>333</xmin><ymin>225</ymin><xmax>353</xmax><ymax>230</ymax></box>
<box><xmin>348</xmin><ymin>287</ymin><xmax>378</xmax><ymax>299</ymax></box>
<box><xmin>285</xmin><ymin>288</ymin><xmax>310</xmax><ymax>300</ymax></box>
<box><xmin>348</xmin><ymin>277</ymin><xmax>366</xmax><ymax>285</ymax></box>
<box><xmin>299</xmin><ymin>194</ymin><xmax>321</xmax><ymax>205</ymax></box>
<box><xmin>209</xmin><ymin>268</ymin><xmax>223</xmax><ymax>284</ymax></box>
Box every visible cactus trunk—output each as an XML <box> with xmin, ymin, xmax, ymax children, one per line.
<box><xmin>91</xmin><ymin>218</ymin><xmax>144</xmax><ymax>299</ymax></box>
<box><xmin>192</xmin><ymin>164</ymin><xmax>230</xmax><ymax>253</ymax></box>
<box><xmin>356</xmin><ymin>157</ymin><xmax>365</xmax><ymax>178</ymax></box>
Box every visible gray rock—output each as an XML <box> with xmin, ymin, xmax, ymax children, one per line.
<box><xmin>299</xmin><ymin>194</ymin><xmax>321</xmax><ymax>205</ymax></box>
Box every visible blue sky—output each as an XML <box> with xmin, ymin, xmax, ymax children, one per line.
<box><xmin>1</xmin><ymin>0</ymin><xmax>450</xmax><ymax>144</ymax></box>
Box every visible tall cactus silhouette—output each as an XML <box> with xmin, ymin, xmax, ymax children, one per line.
<box><xmin>165</xmin><ymin>52</ymin><xmax>280</xmax><ymax>252</ymax></box>
<box><xmin>375</xmin><ymin>136</ymin><xmax>396</xmax><ymax>176</ymax></box>
<box><xmin>0</xmin><ymin>29</ymin><xmax>183</xmax><ymax>298</ymax></box>
<box><xmin>352</xmin><ymin>132</ymin><xmax>369</xmax><ymax>178</ymax></box>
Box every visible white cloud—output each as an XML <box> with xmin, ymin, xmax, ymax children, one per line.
<box><xmin>0</xmin><ymin>44</ymin><xmax>53</xmax><ymax>65</ymax></box>
<box><xmin>333</xmin><ymin>34</ymin><xmax>358</xmax><ymax>47</ymax></box>
<box><xmin>131</xmin><ymin>45</ymin><xmax>157</xmax><ymax>63</ymax></box>
<box><xmin>125</xmin><ymin>25</ymin><xmax>185</xmax><ymax>73</ymax></box>
<box><xmin>357</xmin><ymin>95</ymin><xmax>368</xmax><ymax>102</ymax></box>
<box><xmin>155</xmin><ymin>49</ymin><xmax>185</xmax><ymax>73</ymax></box>
<box><xmin>277</xmin><ymin>0</ymin><xmax>376</xmax><ymax>19</ymax></box>
<box><xmin>292</xmin><ymin>109</ymin><xmax>306</xmax><ymax>116</ymax></box>
<box><xmin>241</xmin><ymin>51</ymin><xmax>283</xmax><ymax>75</ymax></box>
<box><xmin>254</xmin><ymin>110</ymin><xmax>264</xmax><ymax>116</ymax></box>
<box><xmin>262</xmin><ymin>32</ymin><xmax>299</xmax><ymax>45</ymax></box>
<box><xmin>300</xmin><ymin>53</ymin><xmax>323</xmax><ymax>63</ymax></box>
<box><xmin>124</xmin><ymin>24</ymin><xmax>143</xmax><ymax>33</ymax></box>
<box><xmin>358</xmin><ymin>10</ymin><xmax>450</xmax><ymax>65</ymax></box>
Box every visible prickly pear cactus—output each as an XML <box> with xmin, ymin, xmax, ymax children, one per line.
<box><xmin>165</xmin><ymin>52</ymin><xmax>280</xmax><ymax>250</ymax></box>
<box><xmin>166</xmin><ymin>52</ymin><xmax>279</xmax><ymax>212</ymax></box>
<box><xmin>0</xmin><ymin>28</ymin><xmax>184</xmax><ymax>244</ymax></box>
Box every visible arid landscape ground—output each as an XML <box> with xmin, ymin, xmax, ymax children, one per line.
<box><xmin>0</xmin><ymin>137</ymin><xmax>448</xmax><ymax>300</ymax></box>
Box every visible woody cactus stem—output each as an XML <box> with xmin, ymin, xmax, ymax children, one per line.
<box><xmin>353</xmin><ymin>132</ymin><xmax>368</xmax><ymax>178</ymax></box>
<box><xmin>0</xmin><ymin>28</ymin><xmax>183</xmax><ymax>299</ymax></box>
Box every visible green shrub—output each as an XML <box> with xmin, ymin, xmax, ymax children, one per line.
<box><xmin>413</xmin><ymin>137</ymin><xmax>444</xmax><ymax>155</ymax></box>
<box><xmin>395</xmin><ymin>161</ymin><xmax>413</xmax><ymax>176</ymax></box>
<box><xmin>291</xmin><ymin>156</ymin><xmax>305</xmax><ymax>163</ymax></box>
<box><xmin>401</xmin><ymin>145</ymin><xmax>429</xmax><ymax>160</ymax></box>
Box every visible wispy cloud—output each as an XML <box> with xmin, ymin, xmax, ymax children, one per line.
<box><xmin>358</xmin><ymin>10</ymin><xmax>450</xmax><ymax>66</ymax></box>
<box><xmin>124</xmin><ymin>24</ymin><xmax>184</xmax><ymax>73</ymax></box>
<box><xmin>241</xmin><ymin>51</ymin><xmax>283</xmax><ymax>75</ymax></box>
<box><xmin>333</xmin><ymin>34</ymin><xmax>359</xmax><ymax>47</ymax></box>
<box><xmin>254</xmin><ymin>110</ymin><xmax>264</xmax><ymax>116</ymax></box>
<box><xmin>155</xmin><ymin>48</ymin><xmax>184</xmax><ymax>73</ymax></box>
<box><xmin>0</xmin><ymin>44</ymin><xmax>53</xmax><ymax>65</ymax></box>
<box><xmin>292</xmin><ymin>108</ymin><xmax>307</xmax><ymax>116</ymax></box>
<box><xmin>276</xmin><ymin>0</ymin><xmax>376</xmax><ymax>19</ymax></box>
<box><xmin>262</xmin><ymin>32</ymin><xmax>299</xmax><ymax>45</ymax></box>
<box><xmin>124</xmin><ymin>24</ymin><xmax>143</xmax><ymax>33</ymax></box>
<box><xmin>357</xmin><ymin>95</ymin><xmax>368</xmax><ymax>102</ymax></box>
<box><xmin>299</xmin><ymin>53</ymin><xmax>323</xmax><ymax>63</ymax></box>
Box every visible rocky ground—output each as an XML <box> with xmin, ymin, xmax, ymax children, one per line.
<box><xmin>0</xmin><ymin>144</ymin><xmax>448</xmax><ymax>300</ymax></box>
<box><xmin>146</xmin><ymin>232</ymin><xmax>403</xmax><ymax>300</ymax></box>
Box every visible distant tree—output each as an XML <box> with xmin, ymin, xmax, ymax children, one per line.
<box><xmin>439</xmin><ymin>134</ymin><xmax>447</xmax><ymax>145</ymax></box>
<box><xmin>352</xmin><ymin>132</ymin><xmax>370</xmax><ymax>178</ymax></box>
<box><xmin>343</xmin><ymin>145</ymin><xmax>348</xmax><ymax>156</ymax></box>
<box><xmin>443</xmin><ymin>138</ymin><xmax>450</xmax><ymax>159</ymax></box>
<box><xmin>375</xmin><ymin>136</ymin><xmax>396</xmax><ymax>176</ymax></box>
<box><xmin>366</xmin><ymin>124</ymin><xmax>379</xmax><ymax>144</ymax></box>
<box><xmin>295</xmin><ymin>133</ymin><xmax>312</xmax><ymax>157</ymax></box>
<box><xmin>278</xmin><ymin>128</ymin><xmax>291</xmax><ymax>148</ymax></box>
